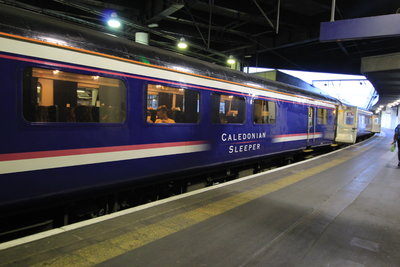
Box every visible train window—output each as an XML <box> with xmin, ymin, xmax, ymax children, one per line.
<box><xmin>317</xmin><ymin>108</ymin><xmax>328</xmax><ymax>125</ymax></box>
<box><xmin>253</xmin><ymin>99</ymin><xmax>276</xmax><ymax>124</ymax></box>
<box><xmin>211</xmin><ymin>93</ymin><xmax>245</xmax><ymax>124</ymax></box>
<box><xmin>359</xmin><ymin>115</ymin><xmax>365</xmax><ymax>126</ymax></box>
<box><xmin>23</xmin><ymin>68</ymin><xmax>126</xmax><ymax>123</ymax></box>
<box><xmin>366</xmin><ymin>116</ymin><xmax>372</xmax><ymax>126</ymax></box>
<box><xmin>146</xmin><ymin>84</ymin><xmax>199</xmax><ymax>123</ymax></box>
<box><xmin>345</xmin><ymin>111</ymin><xmax>355</xmax><ymax>125</ymax></box>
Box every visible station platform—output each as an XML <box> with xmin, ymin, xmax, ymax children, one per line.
<box><xmin>1</xmin><ymin>129</ymin><xmax>399</xmax><ymax>267</ymax></box>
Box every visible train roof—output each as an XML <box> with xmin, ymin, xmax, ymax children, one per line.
<box><xmin>0</xmin><ymin>4</ymin><xmax>339</xmax><ymax>104</ymax></box>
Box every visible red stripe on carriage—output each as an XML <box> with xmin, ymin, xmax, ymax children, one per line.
<box><xmin>0</xmin><ymin>141</ymin><xmax>207</xmax><ymax>162</ymax></box>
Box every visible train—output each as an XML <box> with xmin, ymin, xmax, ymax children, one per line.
<box><xmin>0</xmin><ymin>4</ymin><xmax>380</xmax><ymax>233</ymax></box>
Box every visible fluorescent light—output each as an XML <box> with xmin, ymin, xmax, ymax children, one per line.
<box><xmin>227</xmin><ymin>55</ymin><xmax>236</xmax><ymax>65</ymax></box>
<box><xmin>107</xmin><ymin>12</ymin><xmax>121</xmax><ymax>28</ymax></box>
<box><xmin>148</xmin><ymin>23</ymin><xmax>159</xmax><ymax>28</ymax></box>
<box><xmin>177</xmin><ymin>37</ymin><xmax>188</xmax><ymax>49</ymax></box>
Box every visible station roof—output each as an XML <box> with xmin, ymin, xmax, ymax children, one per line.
<box><xmin>3</xmin><ymin>0</ymin><xmax>400</xmax><ymax>108</ymax></box>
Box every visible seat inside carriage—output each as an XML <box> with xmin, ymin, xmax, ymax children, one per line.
<box><xmin>34</xmin><ymin>105</ymin><xmax>117</xmax><ymax>123</ymax></box>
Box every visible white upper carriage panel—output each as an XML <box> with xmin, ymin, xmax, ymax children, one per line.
<box><xmin>0</xmin><ymin>5</ymin><xmax>338</xmax><ymax>111</ymax></box>
<box><xmin>0</xmin><ymin>34</ymin><xmax>337</xmax><ymax>110</ymax></box>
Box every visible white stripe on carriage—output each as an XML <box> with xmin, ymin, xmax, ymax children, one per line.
<box><xmin>272</xmin><ymin>133</ymin><xmax>323</xmax><ymax>143</ymax></box>
<box><xmin>0</xmin><ymin>36</ymin><xmax>336</xmax><ymax>109</ymax></box>
<box><xmin>0</xmin><ymin>144</ymin><xmax>209</xmax><ymax>175</ymax></box>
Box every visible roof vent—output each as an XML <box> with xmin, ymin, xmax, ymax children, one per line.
<box><xmin>135</xmin><ymin>32</ymin><xmax>149</xmax><ymax>45</ymax></box>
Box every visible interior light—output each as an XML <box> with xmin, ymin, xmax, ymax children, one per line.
<box><xmin>107</xmin><ymin>12</ymin><xmax>121</xmax><ymax>29</ymax></box>
<box><xmin>177</xmin><ymin>37</ymin><xmax>188</xmax><ymax>49</ymax></box>
<box><xmin>227</xmin><ymin>55</ymin><xmax>236</xmax><ymax>65</ymax></box>
<box><xmin>53</xmin><ymin>70</ymin><xmax>59</xmax><ymax>75</ymax></box>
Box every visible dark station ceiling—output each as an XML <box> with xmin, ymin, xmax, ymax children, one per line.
<box><xmin>2</xmin><ymin>0</ymin><xmax>400</xmax><ymax>107</ymax></box>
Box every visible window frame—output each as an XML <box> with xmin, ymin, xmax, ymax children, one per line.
<box><xmin>145</xmin><ymin>82</ymin><xmax>201</xmax><ymax>125</ymax></box>
<box><xmin>317</xmin><ymin>108</ymin><xmax>328</xmax><ymax>125</ymax></box>
<box><xmin>210</xmin><ymin>92</ymin><xmax>246</xmax><ymax>125</ymax></box>
<box><xmin>22</xmin><ymin>66</ymin><xmax>128</xmax><ymax>125</ymax></box>
<box><xmin>252</xmin><ymin>98</ymin><xmax>277</xmax><ymax>125</ymax></box>
<box><xmin>345</xmin><ymin>111</ymin><xmax>355</xmax><ymax>125</ymax></box>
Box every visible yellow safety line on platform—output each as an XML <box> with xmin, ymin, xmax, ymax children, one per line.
<box><xmin>31</xmin><ymin>147</ymin><xmax>370</xmax><ymax>267</ymax></box>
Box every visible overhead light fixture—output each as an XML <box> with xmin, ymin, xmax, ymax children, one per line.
<box><xmin>177</xmin><ymin>37</ymin><xmax>188</xmax><ymax>49</ymax></box>
<box><xmin>227</xmin><ymin>55</ymin><xmax>236</xmax><ymax>65</ymax></box>
<box><xmin>148</xmin><ymin>23</ymin><xmax>159</xmax><ymax>28</ymax></box>
<box><xmin>107</xmin><ymin>12</ymin><xmax>121</xmax><ymax>29</ymax></box>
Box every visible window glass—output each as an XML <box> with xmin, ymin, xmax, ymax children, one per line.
<box><xmin>308</xmin><ymin>107</ymin><xmax>314</xmax><ymax>127</ymax></box>
<box><xmin>146</xmin><ymin>84</ymin><xmax>199</xmax><ymax>123</ymax></box>
<box><xmin>345</xmin><ymin>111</ymin><xmax>354</xmax><ymax>125</ymax></box>
<box><xmin>317</xmin><ymin>108</ymin><xmax>328</xmax><ymax>124</ymax></box>
<box><xmin>24</xmin><ymin>68</ymin><xmax>126</xmax><ymax>123</ymax></box>
<box><xmin>366</xmin><ymin>116</ymin><xmax>372</xmax><ymax>126</ymax></box>
<box><xmin>359</xmin><ymin>115</ymin><xmax>365</xmax><ymax>126</ymax></box>
<box><xmin>211</xmin><ymin>93</ymin><xmax>245</xmax><ymax>124</ymax></box>
<box><xmin>253</xmin><ymin>99</ymin><xmax>276</xmax><ymax>124</ymax></box>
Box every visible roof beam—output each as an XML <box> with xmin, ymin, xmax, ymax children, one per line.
<box><xmin>165</xmin><ymin>15</ymin><xmax>253</xmax><ymax>39</ymax></box>
<box><xmin>146</xmin><ymin>0</ymin><xmax>185</xmax><ymax>24</ymax></box>
<box><xmin>187</xmin><ymin>0</ymin><xmax>268</xmax><ymax>26</ymax></box>
<box><xmin>73</xmin><ymin>0</ymin><xmax>136</xmax><ymax>12</ymax></box>
<box><xmin>252</xmin><ymin>0</ymin><xmax>275</xmax><ymax>30</ymax></box>
<box><xmin>50</xmin><ymin>0</ymin><xmax>231</xmax><ymax>60</ymax></box>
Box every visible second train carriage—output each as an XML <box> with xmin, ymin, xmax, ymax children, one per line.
<box><xmin>0</xmin><ymin>4</ymin><xmax>376</xmax><ymax>214</ymax></box>
<box><xmin>335</xmin><ymin>104</ymin><xmax>377</xmax><ymax>144</ymax></box>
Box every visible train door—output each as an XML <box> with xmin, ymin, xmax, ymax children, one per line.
<box><xmin>371</xmin><ymin>115</ymin><xmax>381</xmax><ymax>133</ymax></box>
<box><xmin>307</xmin><ymin>107</ymin><xmax>316</xmax><ymax>146</ymax></box>
<box><xmin>335</xmin><ymin>105</ymin><xmax>357</xmax><ymax>143</ymax></box>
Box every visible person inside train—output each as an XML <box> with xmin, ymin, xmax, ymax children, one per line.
<box><xmin>146</xmin><ymin>110</ymin><xmax>153</xmax><ymax>123</ymax></box>
<box><xmin>393</xmin><ymin>123</ymin><xmax>400</xmax><ymax>166</ymax></box>
<box><xmin>155</xmin><ymin>105</ymin><xmax>175</xmax><ymax>123</ymax></box>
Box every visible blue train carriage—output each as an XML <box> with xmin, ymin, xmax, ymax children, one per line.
<box><xmin>0</xmin><ymin>4</ymin><xmax>339</xmax><ymax>209</ymax></box>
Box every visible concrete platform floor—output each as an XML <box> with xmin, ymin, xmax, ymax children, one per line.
<box><xmin>1</xmin><ymin>129</ymin><xmax>399</xmax><ymax>267</ymax></box>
